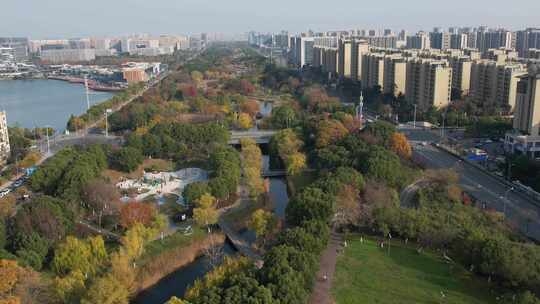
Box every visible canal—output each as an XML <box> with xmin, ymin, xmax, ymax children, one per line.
<box><xmin>132</xmin><ymin>170</ymin><xmax>289</xmax><ymax>303</ymax></box>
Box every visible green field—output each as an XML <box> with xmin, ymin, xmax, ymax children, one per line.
<box><xmin>332</xmin><ymin>237</ymin><xmax>496</xmax><ymax>304</ymax></box>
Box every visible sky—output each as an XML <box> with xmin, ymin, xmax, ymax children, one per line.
<box><xmin>2</xmin><ymin>0</ymin><xmax>539</xmax><ymax>38</ymax></box>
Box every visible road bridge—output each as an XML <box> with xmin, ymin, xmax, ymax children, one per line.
<box><xmin>229</xmin><ymin>130</ymin><xmax>277</xmax><ymax>145</ymax></box>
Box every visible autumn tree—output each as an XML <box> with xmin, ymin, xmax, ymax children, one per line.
<box><xmin>241</xmin><ymin>139</ymin><xmax>265</xmax><ymax>197</ymax></box>
<box><xmin>53</xmin><ymin>270</ymin><xmax>86</xmax><ymax>304</ymax></box>
<box><xmin>240</xmin><ymin>100</ymin><xmax>260</xmax><ymax>118</ymax></box>
<box><xmin>0</xmin><ymin>259</ymin><xmax>21</xmax><ymax>303</ymax></box>
<box><xmin>52</xmin><ymin>236</ymin><xmax>107</xmax><ymax>277</ymax></box>
<box><xmin>237</xmin><ymin>113</ymin><xmax>253</xmax><ymax>130</ymax></box>
<box><xmin>119</xmin><ymin>202</ymin><xmax>156</xmax><ymax>229</ymax></box>
<box><xmin>81</xmin><ymin>274</ymin><xmax>129</xmax><ymax>304</ymax></box>
<box><xmin>269</xmin><ymin>129</ymin><xmax>306</xmax><ymax>175</ymax></box>
<box><xmin>193</xmin><ymin>193</ymin><xmax>218</xmax><ymax>230</ymax></box>
<box><xmin>191</xmin><ymin>71</ymin><xmax>204</xmax><ymax>88</ymax></box>
<box><xmin>390</xmin><ymin>132</ymin><xmax>412</xmax><ymax>159</ymax></box>
<box><xmin>0</xmin><ymin>195</ymin><xmax>16</xmax><ymax>219</ymax></box>
<box><xmin>82</xmin><ymin>179</ymin><xmax>121</xmax><ymax>228</ymax></box>
<box><xmin>316</xmin><ymin>119</ymin><xmax>349</xmax><ymax>148</ymax></box>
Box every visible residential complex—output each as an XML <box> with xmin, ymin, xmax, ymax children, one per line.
<box><xmin>0</xmin><ymin>111</ymin><xmax>10</xmax><ymax>165</ymax></box>
<box><xmin>469</xmin><ymin>61</ymin><xmax>527</xmax><ymax>112</ymax></box>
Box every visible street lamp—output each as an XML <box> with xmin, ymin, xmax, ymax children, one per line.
<box><xmin>503</xmin><ymin>187</ymin><xmax>514</xmax><ymax>219</ymax></box>
<box><xmin>413</xmin><ymin>104</ymin><xmax>417</xmax><ymax>129</ymax></box>
<box><xmin>105</xmin><ymin>109</ymin><xmax>112</xmax><ymax>137</ymax></box>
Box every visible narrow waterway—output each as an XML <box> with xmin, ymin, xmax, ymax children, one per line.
<box><xmin>131</xmin><ymin>242</ymin><xmax>236</xmax><ymax>304</ymax></box>
<box><xmin>132</xmin><ymin>155</ymin><xmax>289</xmax><ymax>304</ymax></box>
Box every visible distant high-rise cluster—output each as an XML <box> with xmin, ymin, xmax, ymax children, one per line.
<box><xmin>249</xmin><ymin>26</ymin><xmax>540</xmax><ymax>158</ymax></box>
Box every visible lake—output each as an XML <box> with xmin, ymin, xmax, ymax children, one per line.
<box><xmin>0</xmin><ymin>79</ymin><xmax>114</xmax><ymax>132</ymax></box>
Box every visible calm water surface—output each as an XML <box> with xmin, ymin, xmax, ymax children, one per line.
<box><xmin>0</xmin><ymin>79</ymin><xmax>113</xmax><ymax>131</ymax></box>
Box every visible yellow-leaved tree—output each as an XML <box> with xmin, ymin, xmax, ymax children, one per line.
<box><xmin>390</xmin><ymin>132</ymin><xmax>412</xmax><ymax>159</ymax></box>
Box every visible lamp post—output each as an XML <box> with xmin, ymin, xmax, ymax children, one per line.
<box><xmin>413</xmin><ymin>104</ymin><xmax>417</xmax><ymax>129</ymax></box>
<box><xmin>503</xmin><ymin>187</ymin><xmax>514</xmax><ymax>219</ymax></box>
<box><xmin>105</xmin><ymin>109</ymin><xmax>112</xmax><ymax>137</ymax></box>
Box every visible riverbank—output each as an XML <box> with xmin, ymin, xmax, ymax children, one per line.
<box><xmin>134</xmin><ymin>230</ymin><xmax>225</xmax><ymax>293</ymax></box>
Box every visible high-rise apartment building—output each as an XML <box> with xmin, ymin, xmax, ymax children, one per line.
<box><xmin>361</xmin><ymin>53</ymin><xmax>386</xmax><ymax>90</ymax></box>
<box><xmin>448</xmin><ymin>56</ymin><xmax>472</xmax><ymax>96</ymax></box>
<box><xmin>470</xmin><ymin>60</ymin><xmax>527</xmax><ymax>112</ymax></box>
<box><xmin>338</xmin><ymin>39</ymin><xmax>369</xmax><ymax>80</ymax></box>
<box><xmin>406</xmin><ymin>32</ymin><xmax>431</xmax><ymax>50</ymax></box>
<box><xmin>450</xmin><ymin>33</ymin><xmax>468</xmax><ymax>49</ymax></box>
<box><xmin>430</xmin><ymin>32</ymin><xmax>451</xmax><ymax>50</ymax></box>
<box><xmin>289</xmin><ymin>36</ymin><xmax>315</xmax><ymax>68</ymax></box>
<box><xmin>0</xmin><ymin>112</ymin><xmax>10</xmax><ymax>165</ymax></box>
<box><xmin>364</xmin><ymin>36</ymin><xmax>397</xmax><ymax>49</ymax></box>
<box><xmin>513</xmin><ymin>67</ymin><xmax>540</xmax><ymax>136</ymax></box>
<box><xmin>516</xmin><ymin>28</ymin><xmax>540</xmax><ymax>58</ymax></box>
<box><xmin>476</xmin><ymin>30</ymin><xmax>513</xmax><ymax>52</ymax></box>
<box><xmin>505</xmin><ymin>66</ymin><xmax>540</xmax><ymax>158</ymax></box>
<box><xmin>405</xmin><ymin>59</ymin><xmax>452</xmax><ymax>110</ymax></box>
<box><xmin>383</xmin><ymin>55</ymin><xmax>407</xmax><ymax>97</ymax></box>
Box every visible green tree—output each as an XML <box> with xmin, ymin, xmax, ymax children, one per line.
<box><xmin>111</xmin><ymin>147</ymin><xmax>143</xmax><ymax>172</ymax></box>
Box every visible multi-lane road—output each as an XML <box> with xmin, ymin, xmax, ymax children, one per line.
<box><xmin>401</xmin><ymin>126</ymin><xmax>540</xmax><ymax>240</ymax></box>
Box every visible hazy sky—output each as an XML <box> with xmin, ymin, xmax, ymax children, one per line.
<box><xmin>2</xmin><ymin>0</ymin><xmax>539</xmax><ymax>38</ymax></box>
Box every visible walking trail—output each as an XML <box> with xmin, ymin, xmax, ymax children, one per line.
<box><xmin>309</xmin><ymin>226</ymin><xmax>342</xmax><ymax>304</ymax></box>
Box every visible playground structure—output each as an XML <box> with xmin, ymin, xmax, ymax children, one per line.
<box><xmin>117</xmin><ymin>168</ymin><xmax>208</xmax><ymax>204</ymax></box>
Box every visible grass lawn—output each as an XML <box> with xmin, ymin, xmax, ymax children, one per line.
<box><xmin>332</xmin><ymin>237</ymin><xmax>497</xmax><ymax>304</ymax></box>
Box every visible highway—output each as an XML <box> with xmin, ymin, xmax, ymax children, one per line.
<box><xmin>413</xmin><ymin>142</ymin><xmax>540</xmax><ymax>240</ymax></box>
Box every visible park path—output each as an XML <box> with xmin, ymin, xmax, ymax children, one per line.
<box><xmin>309</xmin><ymin>226</ymin><xmax>342</xmax><ymax>304</ymax></box>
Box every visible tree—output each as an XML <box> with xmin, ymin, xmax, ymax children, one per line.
<box><xmin>249</xmin><ymin>209</ymin><xmax>273</xmax><ymax>240</ymax></box>
<box><xmin>52</xmin><ymin>236</ymin><xmax>107</xmax><ymax>277</ymax></box>
<box><xmin>240</xmin><ymin>100</ymin><xmax>260</xmax><ymax>118</ymax></box>
<box><xmin>81</xmin><ymin>274</ymin><xmax>129</xmax><ymax>304</ymax></box>
<box><xmin>241</xmin><ymin>139</ymin><xmax>265</xmax><ymax>197</ymax></box>
<box><xmin>53</xmin><ymin>270</ymin><xmax>86</xmax><ymax>304</ymax></box>
<box><xmin>286</xmin><ymin>187</ymin><xmax>334</xmax><ymax>226</ymax></box>
<box><xmin>390</xmin><ymin>132</ymin><xmax>412</xmax><ymax>159</ymax></box>
<box><xmin>285</xmin><ymin>152</ymin><xmax>306</xmax><ymax>176</ymax></box>
<box><xmin>0</xmin><ymin>195</ymin><xmax>16</xmax><ymax>219</ymax></box>
<box><xmin>111</xmin><ymin>147</ymin><xmax>143</xmax><ymax>173</ymax></box>
<box><xmin>120</xmin><ymin>223</ymin><xmax>151</xmax><ymax>260</ymax></box>
<box><xmin>316</xmin><ymin>119</ymin><xmax>349</xmax><ymax>148</ymax></box>
<box><xmin>119</xmin><ymin>202</ymin><xmax>156</xmax><ymax>229</ymax></box>
<box><xmin>271</xmin><ymin>105</ymin><xmax>297</xmax><ymax>129</ymax></box>
<box><xmin>183</xmin><ymin>182</ymin><xmax>211</xmax><ymax>205</ymax></box>
<box><xmin>193</xmin><ymin>194</ymin><xmax>218</xmax><ymax>229</ymax></box>
<box><xmin>166</xmin><ymin>297</ymin><xmax>191</xmax><ymax>304</ymax></box>
<box><xmin>0</xmin><ymin>259</ymin><xmax>20</xmax><ymax>297</ymax></box>
<box><xmin>191</xmin><ymin>71</ymin><xmax>204</xmax><ymax>87</ymax></box>
<box><xmin>365</xmin><ymin>121</ymin><xmax>396</xmax><ymax>147</ymax></box>
<box><xmin>237</xmin><ymin>113</ymin><xmax>253</xmax><ymax>130</ymax></box>
<box><xmin>82</xmin><ymin>179</ymin><xmax>121</xmax><ymax>228</ymax></box>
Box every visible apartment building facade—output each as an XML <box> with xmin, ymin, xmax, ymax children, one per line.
<box><xmin>506</xmin><ymin>67</ymin><xmax>540</xmax><ymax>158</ymax></box>
<box><xmin>448</xmin><ymin>56</ymin><xmax>472</xmax><ymax>96</ymax></box>
<box><xmin>470</xmin><ymin>60</ymin><xmax>527</xmax><ymax>112</ymax></box>
<box><xmin>405</xmin><ymin>59</ymin><xmax>452</xmax><ymax>110</ymax></box>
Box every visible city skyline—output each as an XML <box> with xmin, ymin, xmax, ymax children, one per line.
<box><xmin>2</xmin><ymin>0</ymin><xmax>540</xmax><ymax>38</ymax></box>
